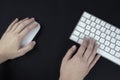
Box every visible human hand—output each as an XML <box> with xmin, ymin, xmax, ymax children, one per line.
<box><xmin>0</xmin><ymin>18</ymin><xmax>38</xmax><ymax>63</ymax></box>
<box><xmin>59</xmin><ymin>38</ymin><xmax>101</xmax><ymax>80</ymax></box>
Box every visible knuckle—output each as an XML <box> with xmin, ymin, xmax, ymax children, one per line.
<box><xmin>17</xmin><ymin>35</ymin><xmax>22</xmax><ymax>40</ymax></box>
<box><xmin>88</xmin><ymin>46</ymin><xmax>92</xmax><ymax>51</ymax></box>
<box><xmin>82</xmin><ymin>43</ymin><xmax>87</xmax><ymax>48</ymax></box>
<box><xmin>19</xmin><ymin>23</ymin><xmax>25</xmax><ymax>27</ymax></box>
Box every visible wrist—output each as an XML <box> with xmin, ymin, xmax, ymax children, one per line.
<box><xmin>0</xmin><ymin>47</ymin><xmax>8</xmax><ymax>64</ymax></box>
<box><xmin>59</xmin><ymin>75</ymin><xmax>84</xmax><ymax>80</ymax></box>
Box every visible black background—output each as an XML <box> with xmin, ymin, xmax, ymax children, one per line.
<box><xmin>0</xmin><ymin>0</ymin><xmax>120</xmax><ymax>80</ymax></box>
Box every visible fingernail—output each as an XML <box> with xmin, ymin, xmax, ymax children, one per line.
<box><xmin>72</xmin><ymin>45</ymin><xmax>76</xmax><ymax>49</ymax></box>
<box><xmin>15</xmin><ymin>18</ymin><xmax>19</xmax><ymax>20</ymax></box>
<box><xmin>33</xmin><ymin>41</ymin><xmax>36</xmax><ymax>45</ymax></box>
<box><xmin>25</xmin><ymin>17</ymin><xmax>29</xmax><ymax>19</ymax></box>
<box><xmin>31</xmin><ymin>18</ymin><xmax>35</xmax><ymax>20</ymax></box>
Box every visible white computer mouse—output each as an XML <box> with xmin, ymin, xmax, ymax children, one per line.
<box><xmin>21</xmin><ymin>22</ymin><xmax>40</xmax><ymax>47</ymax></box>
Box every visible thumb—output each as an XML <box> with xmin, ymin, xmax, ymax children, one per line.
<box><xmin>16</xmin><ymin>41</ymin><xmax>36</xmax><ymax>58</ymax></box>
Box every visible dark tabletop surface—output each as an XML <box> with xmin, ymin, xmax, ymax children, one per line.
<box><xmin>0</xmin><ymin>0</ymin><xmax>120</xmax><ymax>80</ymax></box>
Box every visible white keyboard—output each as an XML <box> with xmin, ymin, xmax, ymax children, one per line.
<box><xmin>70</xmin><ymin>11</ymin><xmax>120</xmax><ymax>65</ymax></box>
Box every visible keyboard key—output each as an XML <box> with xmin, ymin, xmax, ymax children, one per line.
<box><xmin>90</xmin><ymin>16</ymin><xmax>96</xmax><ymax>21</ymax></box>
<box><xmin>76</xmin><ymin>26</ymin><xmax>85</xmax><ymax>33</ymax></box>
<box><xmin>73</xmin><ymin>30</ymin><xmax>80</xmax><ymax>36</ymax></box>
<box><xmin>85</xmin><ymin>30</ymin><xmax>90</xmax><ymax>35</ymax></box>
<box><xmin>116</xmin><ymin>35</ymin><xmax>120</xmax><ymax>40</ymax></box>
<box><xmin>106</xmin><ymin>35</ymin><xmax>111</xmax><ymax>41</ymax></box>
<box><xmin>86</xmin><ymin>19</ymin><xmax>91</xmax><ymax>24</ymax></box>
<box><xmin>91</xmin><ymin>28</ymin><xmax>96</xmax><ymax>33</ymax></box>
<box><xmin>115</xmin><ymin>52</ymin><xmax>120</xmax><ymax>58</ymax></box>
<box><xmin>101</xmin><ymin>33</ymin><xmax>106</xmax><ymax>38</ymax></box>
<box><xmin>95</xmin><ymin>18</ymin><xmax>101</xmax><ymax>24</ymax></box>
<box><xmin>100</xmin><ymin>38</ymin><xmax>105</xmax><ymax>43</ymax></box>
<box><xmin>110</xmin><ymin>43</ymin><xmax>115</xmax><ymax>49</ymax></box>
<box><xmin>100</xmin><ymin>44</ymin><xmax>105</xmax><ymax>49</ymax></box>
<box><xmin>110</xmin><ymin>49</ymin><xmax>115</xmax><ymax>55</ymax></box>
<box><xmin>96</xmin><ymin>30</ymin><xmax>101</xmax><ymax>35</ymax></box>
<box><xmin>86</xmin><ymin>25</ymin><xmax>91</xmax><ymax>30</ymax></box>
<box><xmin>79</xmin><ymin>34</ymin><xmax>85</xmax><ymax>39</ymax></box>
<box><xmin>116</xmin><ymin>41</ymin><xmax>120</xmax><ymax>46</ymax></box>
<box><xmin>105</xmin><ymin>47</ymin><xmax>110</xmax><ymax>52</ymax></box>
<box><xmin>111</xmin><ymin>38</ymin><xmax>116</xmax><ymax>43</ymax></box>
<box><xmin>95</xmin><ymin>35</ymin><xmax>100</xmax><ymax>41</ymax></box>
<box><xmin>100</xmin><ymin>27</ymin><xmax>106</xmax><ymax>32</ymax></box>
<box><xmin>105</xmin><ymin>40</ymin><xmax>110</xmax><ymax>46</ymax></box>
<box><xmin>105</xmin><ymin>23</ymin><xmax>111</xmax><ymax>29</ymax></box>
<box><xmin>90</xmin><ymin>22</ymin><xmax>96</xmax><ymax>27</ymax></box>
<box><xmin>115</xmin><ymin>46</ymin><xmax>120</xmax><ymax>52</ymax></box>
<box><xmin>115</xmin><ymin>28</ymin><xmax>120</xmax><ymax>34</ymax></box>
<box><xmin>110</xmin><ymin>32</ymin><xmax>116</xmax><ymax>37</ymax></box>
<box><xmin>105</xmin><ymin>29</ymin><xmax>111</xmax><ymax>34</ymax></box>
<box><xmin>83</xmin><ymin>12</ymin><xmax>91</xmax><ymax>19</ymax></box>
<box><xmin>100</xmin><ymin>21</ymin><xmax>106</xmax><ymax>26</ymax></box>
<box><xmin>70</xmin><ymin>35</ymin><xmax>79</xmax><ymax>42</ymax></box>
<box><xmin>78</xmin><ymin>21</ymin><xmax>86</xmax><ymax>27</ymax></box>
<box><xmin>110</xmin><ymin>26</ymin><xmax>116</xmax><ymax>31</ymax></box>
<box><xmin>78</xmin><ymin>39</ymin><xmax>83</xmax><ymax>44</ymax></box>
<box><xmin>80</xmin><ymin>17</ymin><xmax>86</xmax><ymax>22</ymax></box>
<box><xmin>96</xmin><ymin>24</ymin><xmax>101</xmax><ymax>29</ymax></box>
<box><xmin>90</xmin><ymin>33</ymin><xmax>95</xmax><ymax>38</ymax></box>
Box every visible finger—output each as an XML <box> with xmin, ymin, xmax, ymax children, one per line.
<box><xmin>6</xmin><ymin>18</ymin><xmax>19</xmax><ymax>32</ymax></box>
<box><xmin>19</xmin><ymin>22</ymin><xmax>38</xmax><ymax>39</ymax></box>
<box><xmin>75</xmin><ymin>37</ymin><xmax>89</xmax><ymax>57</ymax></box>
<box><xmin>87</xmin><ymin>43</ymin><xmax>98</xmax><ymax>65</ymax></box>
<box><xmin>62</xmin><ymin>45</ymin><xmax>77</xmax><ymax>62</ymax></box>
<box><xmin>11</xmin><ymin>18</ymin><xmax>29</xmax><ymax>31</ymax></box>
<box><xmin>14</xmin><ymin>18</ymin><xmax>35</xmax><ymax>33</ymax></box>
<box><xmin>83</xmin><ymin>39</ymin><xmax>95</xmax><ymax>60</ymax></box>
<box><xmin>89</xmin><ymin>55</ymin><xmax>101</xmax><ymax>70</ymax></box>
<box><xmin>16</xmin><ymin>41</ymin><xmax>36</xmax><ymax>58</ymax></box>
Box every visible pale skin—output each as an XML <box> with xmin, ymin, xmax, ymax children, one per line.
<box><xmin>59</xmin><ymin>38</ymin><xmax>101</xmax><ymax>80</ymax></box>
<box><xmin>0</xmin><ymin>18</ymin><xmax>101</xmax><ymax>80</ymax></box>
<box><xmin>0</xmin><ymin>18</ymin><xmax>37</xmax><ymax>63</ymax></box>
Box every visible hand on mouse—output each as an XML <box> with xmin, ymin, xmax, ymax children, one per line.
<box><xmin>59</xmin><ymin>38</ymin><xmax>101</xmax><ymax>80</ymax></box>
<box><xmin>0</xmin><ymin>18</ymin><xmax>38</xmax><ymax>64</ymax></box>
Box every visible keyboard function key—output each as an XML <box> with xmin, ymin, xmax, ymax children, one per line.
<box><xmin>105</xmin><ymin>23</ymin><xmax>111</xmax><ymax>29</ymax></box>
<box><xmin>90</xmin><ymin>22</ymin><xmax>96</xmax><ymax>27</ymax></box>
<box><xmin>95</xmin><ymin>18</ymin><xmax>101</xmax><ymax>24</ymax></box>
<box><xmin>83</xmin><ymin>12</ymin><xmax>91</xmax><ymax>19</ymax></box>
<box><xmin>90</xmin><ymin>16</ymin><xmax>96</xmax><ymax>21</ymax></box>
<box><xmin>110</xmin><ymin>26</ymin><xmax>116</xmax><ymax>31</ymax></box>
<box><xmin>100</xmin><ymin>21</ymin><xmax>106</xmax><ymax>26</ymax></box>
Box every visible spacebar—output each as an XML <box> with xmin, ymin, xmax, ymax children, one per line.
<box><xmin>97</xmin><ymin>49</ymin><xmax>120</xmax><ymax>66</ymax></box>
